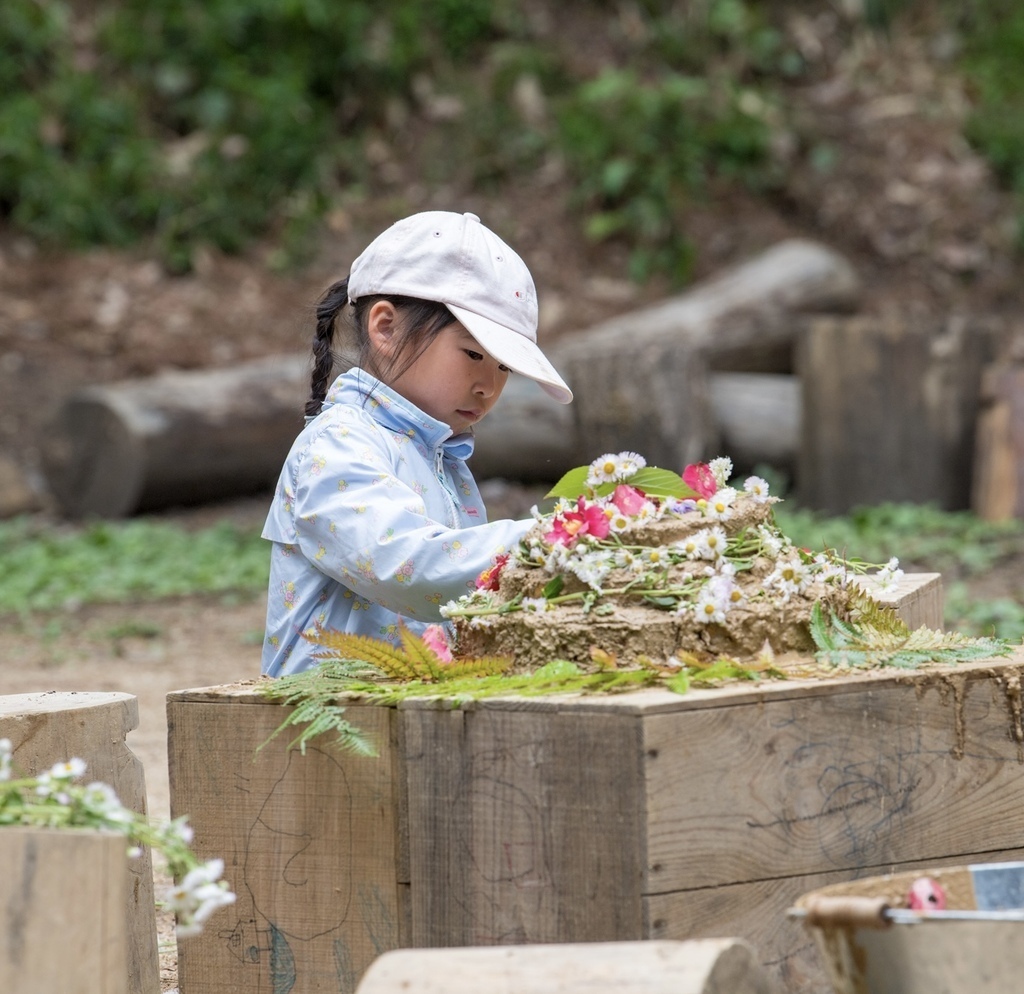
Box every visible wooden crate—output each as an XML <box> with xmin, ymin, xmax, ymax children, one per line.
<box><xmin>169</xmin><ymin>575</ymin><xmax>1024</xmax><ymax>994</ymax></box>
<box><xmin>0</xmin><ymin>827</ymin><xmax>128</xmax><ymax>994</ymax></box>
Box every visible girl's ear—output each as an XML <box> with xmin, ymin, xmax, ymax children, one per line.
<box><xmin>366</xmin><ymin>300</ymin><xmax>399</xmax><ymax>358</ymax></box>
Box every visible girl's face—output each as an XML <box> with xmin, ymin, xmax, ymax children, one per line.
<box><xmin>384</xmin><ymin>321</ymin><xmax>510</xmax><ymax>434</ymax></box>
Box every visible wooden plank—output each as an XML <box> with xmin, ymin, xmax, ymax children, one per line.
<box><xmin>169</xmin><ymin>698</ymin><xmax>402</xmax><ymax>994</ymax></box>
<box><xmin>0</xmin><ymin>827</ymin><xmax>128</xmax><ymax>994</ymax></box>
<box><xmin>0</xmin><ymin>691</ymin><xmax>158</xmax><ymax>994</ymax></box>
<box><xmin>642</xmin><ymin>660</ymin><xmax>1024</xmax><ymax>893</ymax></box>
<box><xmin>354</xmin><ymin>939</ymin><xmax>769</xmax><ymax>994</ymax></box>
<box><xmin>797</xmin><ymin>315</ymin><xmax>1002</xmax><ymax>513</ymax></box>
<box><xmin>404</xmin><ymin>708</ymin><xmax>646</xmax><ymax>946</ymax></box>
<box><xmin>646</xmin><ymin>846</ymin><xmax>1024</xmax><ymax>994</ymax></box>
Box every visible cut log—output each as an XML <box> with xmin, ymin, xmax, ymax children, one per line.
<box><xmin>552</xmin><ymin>238</ymin><xmax>858</xmax><ymax>473</ymax></box>
<box><xmin>42</xmin><ymin>239</ymin><xmax>853</xmax><ymax>517</ymax></box>
<box><xmin>41</xmin><ymin>355</ymin><xmax>309</xmax><ymax>518</ymax></box>
<box><xmin>797</xmin><ymin>315</ymin><xmax>1004</xmax><ymax>514</ymax></box>
<box><xmin>353</xmin><ymin>939</ymin><xmax>770</xmax><ymax>994</ymax></box>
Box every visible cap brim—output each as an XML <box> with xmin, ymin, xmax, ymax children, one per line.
<box><xmin>447</xmin><ymin>303</ymin><xmax>573</xmax><ymax>404</ymax></box>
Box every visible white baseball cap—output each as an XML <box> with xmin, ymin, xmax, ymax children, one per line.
<box><xmin>347</xmin><ymin>210</ymin><xmax>573</xmax><ymax>404</ymax></box>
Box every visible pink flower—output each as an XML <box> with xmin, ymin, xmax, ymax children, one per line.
<box><xmin>907</xmin><ymin>877</ymin><xmax>946</xmax><ymax>911</ymax></box>
<box><xmin>475</xmin><ymin>553</ymin><xmax>510</xmax><ymax>591</ymax></box>
<box><xmin>610</xmin><ymin>484</ymin><xmax>647</xmax><ymax>516</ymax></box>
<box><xmin>545</xmin><ymin>497</ymin><xmax>611</xmax><ymax>547</ymax></box>
<box><xmin>421</xmin><ymin>624</ymin><xmax>453</xmax><ymax>663</ymax></box>
<box><xmin>683</xmin><ymin>462</ymin><xmax>717</xmax><ymax>499</ymax></box>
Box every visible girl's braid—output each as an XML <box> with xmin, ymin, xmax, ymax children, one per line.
<box><xmin>306</xmin><ymin>278</ymin><xmax>350</xmax><ymax>419</ymax></box>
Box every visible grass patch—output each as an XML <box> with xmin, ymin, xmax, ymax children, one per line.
<box><xmin>0</xmin><ymin>516</ymin><xmax>269</xmax><ymax>616</ymax></box>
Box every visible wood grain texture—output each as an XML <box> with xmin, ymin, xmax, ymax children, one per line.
<box><xmin>642</xmin><ymin>660</ymin><xmax>1024</xmax><ymax>893</ymax></box>
<box><xmin>797</xmin><ymin>315</ymin><xmax>1002</xmax><ymax>513</ymax></box>
<box><xmin>403</xmin><ymin>707</ymin><xmax>646</xmax><ymax>947</ymax></box>
<box><xmin>354</xmin><ymin>939</ymin><xmax>769</xmax><ymax>994</ymax></box>
<box><xmin>0</xmin><ymin>691</ymin><xmax>158</xmax><ymax>994</ymax></box>
<box><xmin>0</xmin><ymin>827</ymin><xmax>128</xmax><ymax>994</ymax></box>
<box><xmin>647</xmin><ymin>846</ymin><xmax>1024</xmax><ymax>994</ymax></box>
<box><xmin>169</xmin><ymin>698</ymin><xmax>402</xmax><ymax>994</ymax></box>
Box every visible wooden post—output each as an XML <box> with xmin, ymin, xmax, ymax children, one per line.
<box><xmin>353</xmin><ymin>939</ymin><xmax>770</xmax><ymax>994</ymax></box>
<box><xmin>0</xmin><ymin>827</ymin><xmax>128</xmax><ymax>994</ymax></box>
<box><xmin>0</xmin><ymin>692</ymin><xmax>159</xmax><ymax>994</ymax></box>
<box><xmin>971</xmin><ymin>363</ymin><xmax>1024</xmax><ymax>521</ymax></box>
<box><xmin>797</xmin><ymin>315</ymin><xmax>1003</xmax><ymax>513</ymax></box>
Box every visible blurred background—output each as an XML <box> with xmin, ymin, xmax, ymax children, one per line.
<box><xmin>3</xmin><ymin>0</ymin><xmax>1024</xmax><ymax>650</ymax></box>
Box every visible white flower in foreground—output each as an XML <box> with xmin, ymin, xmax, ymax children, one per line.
<box><xmin>703</xmin><ymin>487</ymin><xmax>738</xmax><ymax>521</ymax></box>
<box><xmin>708</xmin><ymin>571</ymin><xmax>744</xmax><ymax>609</ymax></box>
<box><xmin>743</xmin><ymin>476</ymin><xmax>771</xmax><ymax>502</ymax></box>
<box><xmin>521</xmin><ymin>597</ymin><xmax>548</xmax><ymax>613</ymax></box>
<box><xmin>568</xmin><ymin>550</ymin><xmax>614</xmax><ymax>590</ymax></box>
<box><xmin>586</xmin><ymin>451</ymin><xmax>646</xmax><ymax>487</ymax></box>
<box><xmin>873</xmin><ymin>557</ymin><xmax>904</xmax><ymax>591</ymax></box>
<box><xmin>0</xmin><ymin>739</ymin><xmax>11</xmax><ymax>782</ymax></box>
<box><xmin>709</xmin><ymin>456</ymin><xmax>733</xmax><ymax>488</ymax></box>
<box><xmin>166</xmin><ymin>859</ymin><xmax>236</xmax><ymax>939</ymax></box>
<box><xmin>49</xmin><ymin>757</ymin><xmax>87</xmax><ymax>781</ymax></box>
<box><xmin>675</xmin><ymin>533</ymin><xmax>703</xmax><ymax>559</ymax></box>
<box><xmin>81</xmin><ymin>782</ymin><xmax>131</xmax><ymax>822</ymax></box>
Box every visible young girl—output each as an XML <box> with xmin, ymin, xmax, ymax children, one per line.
<box><xmin>261</xmin><ymin>211</ymin><xmax>573</xmax><ymax>677</ymax></box>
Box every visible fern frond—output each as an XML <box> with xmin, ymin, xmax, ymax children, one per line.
<box><xmin>397</xmin><ymin>625</ymin><xmax>443</xmax><ymax>680</ymax></box>
<box><xmin>812</xmin><ymin>604</ymin><xmax>1013</xmax><ymax>670</ymax></box>
<box><xmin>432</xmin><ymin>655</ymin><xmax>514</xmax><ymax>680</ymax></box>
<box><xmin>305</xmin><ymin>626</ymin><xmax>417</xmax><ymax>678</ymax></box>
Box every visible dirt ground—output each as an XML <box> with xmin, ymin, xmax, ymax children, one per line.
<box><xmin>4</xmin><ymin>14</ymin><xmax>1024</xmax><ymax>991</ymax></box>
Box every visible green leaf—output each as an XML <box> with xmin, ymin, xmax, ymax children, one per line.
<box><xmin>542</xmin><ymin>575</ymin><xmax>565</xmax><ymax>599</ymax></box>
<box><xmin>628</xmin><ymin>466</ymin><xmax>695</xmax><ymax>498</ymax></box>
<box><xmin>546</xmin><ymin>466</ymin><xmax>590</xmax><ymax>500</ymax></box>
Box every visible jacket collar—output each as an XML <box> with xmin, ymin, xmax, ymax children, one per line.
<box><xmin>322</xmin><ymin>367</ymin><xmax>477</xmax><ymax>460</ymax></box>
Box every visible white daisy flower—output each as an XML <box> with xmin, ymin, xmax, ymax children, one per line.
<box><xmin>568</xmin><ymin>550</ymin><xmax>614</xmax><ymax>590</ymax></box>
<box><xmin>675</xmin><ymin>534</ymin><xmax>703</xmax><ymax>560</ymax></box>
<box><xmin>765</xmin><ymin>555</ymin><xmax>812</xmax><ymax>601</ymax></box>
<box><xmin>521</xmin><ymin>597</ymin><xmax>548</xmax><ymax>613</ymax></box>
<box><xmin>614</xmin><ymin>548</ymin><xmax>642</xmax><ymax>570</ymax></box>
<box><xmin>702</xmin><ymin>525</ymin><xmax>729</xmax><ymax>560</ymax></box>
<box><xmin>607</xmin><ymin>510</ymin><xmax>633</xmax><ymax>533</ymax></box>
<box><xmin>703</xmin><ymin>487</ymin><xmax>738</xmax><ymax>521</ymax></box>
<box><xmin>692</xmin><ymin>588</ymin><xmax>727</xmax><ymax>625</ymax></box>
<box><xmin>586</xmin><ymin>453</ymin><xmax>624</xmax><ymax>486</ymax></box>
<box><xmin>616</xmin><ymin>451</ymin><xmax>646</xmax><ymax>476</ymax></box>
<box><xmin>743</xmin><ymin>476</ymin><xmax>771</xmax><ymax>502</ymax></box>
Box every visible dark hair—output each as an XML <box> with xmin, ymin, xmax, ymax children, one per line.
<box><xmin>305</xmin><ymin>277</ymin><xmax>455</xmax><ymax>418</ymax></box>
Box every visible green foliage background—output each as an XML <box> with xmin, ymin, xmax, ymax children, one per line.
<box><xmin>10</xmin><ymin>0</ymin><xmax>1020</xmax><ymax>278</ymax></box>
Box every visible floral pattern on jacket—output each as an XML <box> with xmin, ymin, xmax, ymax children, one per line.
<box><xmin>261</xmin><ymin>368</ymin><xmax>529</xmax><ymax>676</ymax></box>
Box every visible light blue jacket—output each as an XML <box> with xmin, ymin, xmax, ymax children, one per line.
<box><xmin>261</xmin><ymin>368</ymin><xmax>530</xmax><ymax>676</ymax></box>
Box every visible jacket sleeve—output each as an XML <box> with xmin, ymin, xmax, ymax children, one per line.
<box><xmin>286</xmin><ymin>415</ymin><xmax>530</xmax><ymax>621</ymax></box>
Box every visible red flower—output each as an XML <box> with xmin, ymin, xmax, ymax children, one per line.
<box><xmin>476</xmin><ymin>553</ymin><xmax>510</xmax><ymax>591</ymax></box>
<box><xmin>545</xmin><ymin>497</ymin><xmax>611</xmax><ymax>547</ymax></box>
<box><xmin>683</xmin><ymin>462</ymin><xmax>717</xmax><ymax>499</ymax></box>
<box><xmin>610</xmin><ymin>484</ymin><xmax>647</xmax><ymax>516</ymax></box>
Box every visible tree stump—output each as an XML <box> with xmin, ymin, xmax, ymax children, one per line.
<box><xmin>0</xmin><ymin>692</ymin><xmax>159</xmax><ymax>994</ymax></box>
